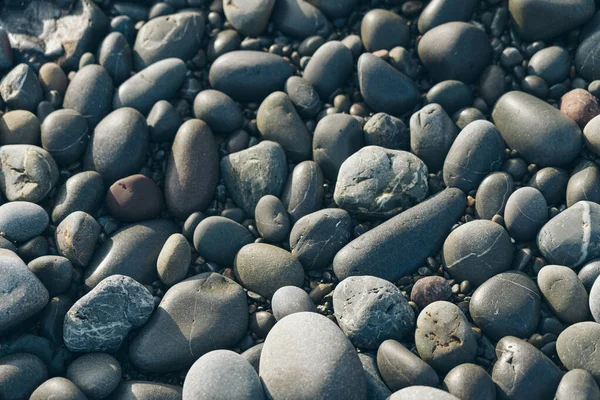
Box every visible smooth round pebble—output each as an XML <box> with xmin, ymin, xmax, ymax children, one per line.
<box><xmin>443</xmin><ymin>363</ymin><xmax>496</xmax><ymax>400</ymax></box>
<box><xmin>504</xmin><ymin>187</ymin><xmax>548</xmax><ymax>242</ymax></box>
<box><xmin>157</xmin><ymin>233</ymin><xmax>191</xmax><ymax>287</ymax></box>
<box><xmin>66</xmin><ymin>353</ymin><xmax>122</xmax><ymax>399</ymax></box>
<box><xmin>410</xmin><ymin>276</ymin><xmax>452</xmax><ymax>309</ymax></box>
<box><xmin>271</xmin><ymin>286</ymin><xmax>316</xmax><ymax>321</ymax></box>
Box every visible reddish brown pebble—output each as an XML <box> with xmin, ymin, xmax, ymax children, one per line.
<box><xmin>560</xmin><ymin>88</ymin><xmax>600</xmax><ymax>128</ymax></box>
<box><xmin>105</xmin><ymin>174</ymin><xmax>163</xmax><ymax>222</ymax></box>
<box><xmin>410</xmin><ymin>276</ymin><xmax>452</xmax><ymax>310</ymax></box>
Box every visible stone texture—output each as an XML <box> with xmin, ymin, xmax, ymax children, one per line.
<box><xmin>56</xmin><ymin>211</ymin><xmax>101</xmax><ymax>267</ymax></box>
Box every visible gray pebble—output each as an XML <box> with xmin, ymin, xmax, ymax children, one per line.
<box><xmin>567</xmin><ymin>160</ymin><xmax>600</xmax><ymax>207</ymax></box>
<box><xmin>426</xmin><ymin>80</ymin><xmax>473</xmax><ymax>116</ymax></box>
<box><xmin>66</xmin><ymin>353</ymin><xmax>122</xmax><ymax>400</ymax></box>
<box><xmin>157</xmin><ymin>233</ymin><xmax>190</xmax><ymax>287</ymax></box>
<box><xmin>388</xmin><ymin>386</ymin><xmax>459</xmax><ymax>400</ymax></box>
<box><xmin>30</xmin><ymin>377</ymin><xmax>87</xmax><ymax>400</ymax></box>
<box><xmin>147</xmin><ymin>100</ymin><xmax>182</xmax><ymax>143</ymax></box>
<box><xmin>63</xmin><ymin>65</ymin><xmax>114</xmax><ymax>128</ymax></box>
<box><xmin>0</xmin><ymin>201</ymin><xmax>48</xmax><ymax>242</ymax></box>
<box><xmin>410</xmin><ymin>104</ymin><xmax>458</xmax><ymax>172</ymax></box>
<box><xmin>361</xmin><ymin>9</ymin><xmax>409</xmax><ymax>52</ymax></box>
<box><xmin>0</xmin><ymin>63</ymin><xmax>43</xmax><ymax>112</ymax></box>
<box><xmin>271</xmin><ymin>286</ymin><xmax>316</xmax><ymax>320</ymax></box>
<box><xmin>538</xmin><ymin>265</ymin><xmax>589</xmax><ymax>324</ymax></box>
<box><xmin>363</xmin><ymin>112</ymin><xmax>409</xmax><ymax>151</ymax></box>
<box><xmin>255</xmin><ymin>195</ymin><xmax>290</xmax><ymax>243</ymax></box>
<box><xmin>241</xmin><ymin>343</ymin><xmax>263</xmax><ymax>374</ymax></box>
<box><xmin>27</xmin><ymin>256</ymin><xmax>73</xmax><ymax>297</ymax></box>
<box><xmin>193</xmin><ymin>216</ymin><xmax>253</xmax><ymax>266</ymax></box>
<box><xmin>281</xmin><ymin>161</ymin><xmax>324</xmax><ymax>223</ymax></box>
<box><xmin>418</xmin><ymin>0</ymin><xmax>477</xmax><ymax>34</ymax></box>
<box><xmin>443</xmin><ymin>363</ymin><xmax>496</xmax><ymax>400</ymax></box>
<box><xmin>41</xmin><ymin>109</ymin><xmax>89</xmax><ymax>166</ymax></box>
<box><xmin>303</xmin><ymin>41</ymin><xmax>353</xmax><ymax>99</ymax></box>
<box><xmin>283</xmin><ymin>76</ymin><xmax>321</xmax><ymax>118</ymax></box>
<box><xmin>0</xmin><ymin>110</ymin><xmax>40</xmax><ymax>145</ymax></box>
<box><xmin>193</xmin><ymin>89</ymin><xmax>243</xmax><ymax>135</ymax></box>
<box><xmin>475</xmin><ymin>172</ymin><xmax>513</xmax><ymax>219</ymax></box>
<box><xmin>555</xmin><ymin>369</ymin><xmax>600</xmax><ymax>400</ymax></box>
<box><xmin>223</xmin><ymin>0</ymin><xmax>275</xmax><ymax>37</ymax></box>
<box><xmin>271</xmin><ymin>0</ymin><xmax>330</xmax><ymax>39</ymax></box>
<box><xmin>110</xmin><ymin>381</ymin><xmax>182</xmax><ymax>400</ymax></box>
<box><xmin>578</xmin><ymin>259</ymin><xmax>600</xmax><ymax>291</ymax></box>
<box><xmin>51</xmin><ymin>171</ymin><xmax>104</xmax><ymax>224</ymax></box>
<box><xmin>377</xmin><ymin>339</ymin><xmax>439</xmax><ymax>391</ymax></box>
<box><xmin>557</xmin><ymin>322</ymin><xmax>600</xmax><ymax>383</ymax></box>
<box><xmin>504</xmin><ymin>187</ymin><xmax>548</xmax><ymax>242</ymax></box>
<box><xmin>97</xmin><ymin>32</ymin><xmax>132</xmax><ymax>85</ymax></box>
<box><xmin>56</xmin><ymin>211</ymin><xmax>101</xmax><ymax>267</ymax></box>
<box><xmin>0</xmin><ymin>353</ymin><xmax>48</xmax><ymax>400</ymax></box>
<box><xmin>358</xmin><ymin>353</ymin><xmax>392</xmax><ymax>400</ymax></box>
<box><xmin>528</xmin><ymin>46</ymin><xmax>571</xmax><ymax>85</ymax></box>
<box><xmin>528</xmin><ymin>167</ymin><xmax>568</xmax><ymax>206</ymax></box>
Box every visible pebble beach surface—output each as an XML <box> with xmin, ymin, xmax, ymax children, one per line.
<box><xmin>1</xmin><ymin>0</ymin><xmax>600</xmax><ymax>399</ymax></box>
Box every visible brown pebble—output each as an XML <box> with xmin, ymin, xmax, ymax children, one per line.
<box><xmin>410</xmin><ymin>275</ymin><xmax>452</xmax><ymax>309</ymax></box>
<box><xmin>105</xmin><ymin>174</ymin><xmax>162</xmax><ymax>222</ymax></box>
<box><xmin>560</xmin><ymin>88</ymin><xmax>600</xmax><ymax>128</ymax></box>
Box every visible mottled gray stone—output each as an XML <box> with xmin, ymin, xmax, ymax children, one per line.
<box><xmin>538</xmin><ymin>265</ymin><xmax>589</xmax><ymax>324</ymax></box>
<box><xmin>63</xmin><ymin>275</ymin><xmax>154</xmax><ymax>352</ymax></box>
<box><xmin>333</xmin><ymin>275</ymin><xmax>415</xmax><ymax>350</ymax></box>
<box><xmin>363</xmin><ymin>113</ymin><xmax>409</xmax><ymax>151</ymax></box>
<box><xmin>0</xmin><ymin>145</ymin><xmax>59</xmax><ymax>202</ymax></box>
<box><xmin>221</xmin><ymin>141</ymin><xmax>287</xmax><ymax>216</ymax></box>
<box><xmin>377</xmin><ymin>339</ymin><xmax>439</xmax><ymax>391</ymax></box>
<box><xmin>415</xmin><ymin>301</ymin><xmax>477</xmax><ymax>372</ymax></box>
<box><xmin>0</xmin><ymin>201</ymin><xmax>48</xmax><ymax>242</ymax></box>
<box><xmin>0</xmin><ymin>64</ymin><xmax>42</xmax><ymax>112</ymax></box>
<box><xmin>260</xmin><ymin>312</ymin><xmax>367</xmax><ymax>399</ymax></box>
<box><xmin>157</xmin><ymin>233</ymin><xmax>190</xmax><ymax>287</ymax></box>
<box><xmin>334</xmin><ymin>146</ymin><xmax>429</xmax><ymax>218</ymax></box>
<box><xmin>56</xmin><ymin>211</ymin><xmax>101</xmax><ymax>267</ymax></box>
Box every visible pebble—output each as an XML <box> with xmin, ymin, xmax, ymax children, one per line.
<box><xmin>479</xmin><ymin>65</ymin><xmax>506</xmax><ymax>106</ymax></box>
<box><xmin>538</xmin><ymin>265</ymin><xmax>589</xmax><ymax>323</ymax></box>
<box><xmin>561</xmin><ymin>88</ymin><xmax>600</xmax><ymax>129</ymax></box>
<box><xmin>410</xmin><ymin>103</ymin><xmax>458</xmax><ymax>172</ymax></box>
<box><xmin>209</xmin><ymin>51</ymin><xmax>293</xmax><ymax>101</ymax></box>
<box><xmin>110</xmin><ymin>381</ymin><xmax>182</xmax><ymax>400</ymax></box>
<box><xmin>234</xmin><ymin>243</ymin><xmax>304</xmax><ymax>298</ymax></box>
<box><xmin>418</xmin><ymin>22</ymin><xmax>491</xmax><ymax>83</ymax></box>
<box><xmin>256</xmin><ymin>91</ymin><xmax>312</xmax><ymax>161</ymax></box>
<box><xmin>410</xmin><ymin>276</ymin><xmax>452</xmax><ymax>309</ymax></box>
<box><xmin>492</xmin><ymin>91</ymin><xmax>582</xmax><ymax>167</ymax></box>
<box><xmin>578</xmin><ymin>259</ymin><xmax>600</xmax><ymax>291</ymax></box>
<box><xmin>271</xmin><ymin>0</ymin><xmax>330</xmax><ymax>39</ymax></box>
<box><xmin>388</xmin><ymin>386</ymin><xmax>460</xmax><ymax>400</ymax></box>
<box><xmin>557</xmin><ymin>322</ymin><xmax>600</xmax><ymax>383</ymax></box>
<box><xmin>334</xmin><ymin>146</ymin><xmax>429</xmax><ymax>218</ymax></box>
<box><xmin>589</xmin><ymin>277</ymin><xmax>600</xmax><ymax>322</ymax></box>
<box><xmin>363</xmin><ymin>112</ymin><xmax>409</xmax><ymax>151</ymax></box>
<box><xmin>425</xmin><ymin>80</ymin><xmax>473</xmax><ymax>116</ymax></box>
<box><xmin>183</xmin><ymin>350</ymin><xmax>264</xmax><ymax>400</ymax></box>
<box><xmin>147</xmin><ymin>100</ymin><xmax>182</xmax><ymax>142</ymax></box>
<box><xmin>27</xmin><ymin>256</ymin><xmax>73</xmax><ymax>297</ymax></box>
<box><xmin>576</xmin><ymin>31</ymin><xmax>600</xmax><ymax>82</ymax></box>
<box><xmin>129</xmin><ymin>272</ymin><xmax>247</xmax><ymax>374</ymax></box>
<box><xmin>63</xmin><ymin>274</ymin><xmax>154</xmax><ymax>352</ymax></box>
<box><xmin>377</xmin><ymin>339</ymin><xmax>439</xmax><ymax>391</ymax></box>
<box><xmin>51</xmin><ymin>171</ymin><xmax>105</xmax><ymax>224</ymax></box>
<box><xmin>333</xmin><ymin>188</ymin><xmax>465</xmax><ymax>282</ymax></box>
<box><xmin>361</xmin><ymin>9</ymin><xmax>409</xmax><ymax>52</ymax></box>
<box><xmin>41</xmin><ymin>109</ymin><xmax>89</xmax><ymax>166</ymax></box>
<box><xmin>165</xmin><ymin>119</ymin><xmax>219</xmax><ymax>219</ymax></box>
<box><xmin>193</xmin><ymin>90</ymin><xmax>243</xmax><ymax>135</ymax></box>
<box><xmin>259</xmin><ymin>312</ymin><xmax>367</xmax><ymax>399</ymax></box>
<box><xmin>555</xmin><ymin>369</ymin><xmax>600</xmax><ymax>400</ymax></box>
<box><xmin>527</xmin><ymin>46</ymin><xmax>571</xmax><ymax>85</ymax></box>
<box><xmin>106</xmin><ymin>174</ymin><xmax>163</xmax><ymax>222</ymax></box>
<box><xmin>0</xmin><ymin>64</ymin><xmax>43</xmax><ymax>112</ymax></box>
<box><xmin>157</xmin><ymin>233</ymin><xmax>190</xmax><ymax>287</ymax></box>
<box><xmin>443</xmin><ymin>120</ymin><xmax>505</xmax><ymax>193</ymax></box>
<box><xmin>0</xmin><ymin>250</ymin><xmax>49</xmax><ymax>334</ymax></box>
<box><xmin>66</xmin><ymin>353</ymin><xmax>122</xmax><ymax>400</ymax></box>
<box><xmin>492</xmin><ymin>336</ymin><xmax>563</xmax><ymax>400</ymax></box>
<box><xmin>242</xmin><ymin>343</ymin><xmax>263</xmax><ymax>374</ymax></box>
<box><xmin>0</xmin><ymin>353</ymin><xmax>48</xmax><ymax>400</ymax></box>
<box><xmin>0</xmin><ymin>201</ymin><xmax>48</xmax><ymax>242</ymax></box>
<box><xmin>358</xmin><ymin>353</ymin><xmax>392</xmax><ymax>400</ymax></box>
<box><xmin>357</xmin><ymin>52</ymin><xmax>419</xmax><ymax>116</ymax></box>
<box><xmin>443</xmin><ymin>363</ymin><xmax>496</xmax><ymax>400</ymax></box>
<box><xmin>313</xmin><ymin>113</ymin><xmax>364</xmax><ymax>182</ymax></box>
<box><xmin>0</xmin><ymin>110</ymin><xmax>40</xmax><ymax>145</ymax></box>
<box><xmin>193</xmin><ymin>216</ymin><xmax>253</xmax><ymax>266</ymax></box>
<box><xmin>133</xmin><ymin>12</ymin><xmax>204</xmax><ymax>71</ymax></box>
<box><xmin>30</xmin><ymin>377</ymin><xmax>87</xmax><ymax>400</ymax></box>
<box><xmin>38</xmin><ymin>63</ymin><xmax>67</xmax><ymax>96</ymax></box>
<box><xmin>223</xmin><ymin>0</ymin><xmax>275</xmax><ymax>37</ymax></box>
<box><xmin>443</xmin><ymin>220</ymin><xmax>514</xmax><ymax>287</ymax></box>
<box><xmin>84</xmin><ymin>219</ymin><xmax>177</xmax><ymax>288</ymax></box>
<box><xmin>82</xmin><ymin>108</ymin><xmax>148</xmax><ymax>185</ymax></box>
<box><xmin>567</xmin><ymin>160</ymin><xmax>600</xmax><ymax>207</ymax></box>
<box><xmin>255</xmin><ymin>195</ymin><xmax>290</xmax><ymax>243</ymax></box>
<box><xmin>418</xmin><ymin>0</ymin><xmax>477</xmax><ymax>34</ymax></box>
<box><xmin>475</xmin><ymin>172</ymin><xmax>513</xmax><ymax>219</ymax></box>
<box><xmin>281</xmin><ymin>161</ymin><xmax>324</xmax><ymax>223</ymax></box>
<box><xmin>537</xmin><ymin>201</ymin><xmax>600</xmax><ymax>268</ymax></box>
<box><xmin>289</xmin><ymin>208</ymin><xmax>352</xmax><ymax>270</ymax></box>
<box><xmin>271</xmin><ymin>286</ymin><xmax>316</xmax><ymax>321</ymax></box>
<box><xmin>97</xmin><ymin>32</ymin><xmax>132</xmax><ymax>85</ymax></box>
<box><xmin>221</xmin><ymin>140</ymin><xmax>287</xmax><ymax>216</ymax></box>
<box><xmin>528</xmin><ymin>167</ymin><xmax>568</xmax><ymax>206</ymax></box>
<box><xmin>469</xmin><ymin>271</ymin><xmax>541</xmax><ymax>341</ymax></box>
<box><xmin>333</xmin><ymin>275</ymin><xmax>415</xmax><ymax>350</ymax></box>
<box><xmin>249</xmin><ymin>312</ymin><xmax>276</xmax><ymax>339</ymax></box>
<box><xmin>303</xmin><ymin>41</ymin><xmax>353</xmax><ymax>99</ymax></box>
<box><xmin>63</xmin><ymin>65</ymin><xmax>114</xmax><ymax>128</ymax></box>
<box><xmin>283</xmin><ymin>76</ymin><xmax>321</xmax><ymax>118</ymax></box>
<box><xmin>39</xmin><ymin>295</ymin><xmax>72</xmax><ymax>344</ymax></box>
<box><xmin>415</xmin><ymin>301</ymin><xmax>477</xmax><ymax>372</ymax></box>
<box><xmin>0</xmin><ymin>144</ymin><xmax>59</xmax><ymax>203</ymax></box>
<box><xmin>504</xmin><ymin>187</ymin><xmax>548</xmax><ymax>242</ymax></box>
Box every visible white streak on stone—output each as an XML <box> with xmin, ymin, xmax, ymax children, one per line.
<box><xmin>576</xmin><ymin>201</ymin><xmax>592</xmax><ymax>267</ymax></box>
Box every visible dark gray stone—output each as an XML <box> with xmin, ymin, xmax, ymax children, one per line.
<box><xmin>0</xmin><ymin>64</ymin><xmax>43</xmax><ymax>112</ymax></box>
<box><xmin>64</xmin><ymin>274</ymin><xmax>154</xmax><ymax>352</ymax></box>
<box><xmin>257</xmin><ymin>92</ymin><xmax>312</xmax><ymax>161</ymax></box>
<box><xmin>207</xmin><ymin>29</ymin><xmax>241</xmax><ymax>62</ymax></box>
<box><xmin>51</xmin><ymin>171</ymin><xmax>104</xmax><ymax>224</ymax></box>
<box><xmin>528</xmin><ymin>167</ymin><xmax>568</xmax><ymax>206</ymax></box>
<box><xmin>0</xmin><ymin>145</ymin><xmax>59</xmax><ymax>203</ymax></box>
<box><xmin>193</xmin><ymin>216</ymin><xmax>253</xmax><ymax>266</ymax></box>
<box><xmin>358</xmin><ymin>53</ymin><xmax>419</xmax><ymax>116</ymax></box>
<box><xmin>306</xmin><ymin>0</ymin><xmax>357</xmax><ymax>18</ymax></box>
<box><xmin>271</xmin><ymin>0</ymin><xmax>330</xmax><ymax>39</ymax></box>
<box><xmin>528</xmin><ymin>46</ymin><xmax>571</xmax><ymax>85</ymax></box>
<box><xmin>475</xmin><ymin>172</ymin><xmax>513</xmax><ymax>219</ymax></box>
<box><xmin>82</xmin><ymin>108</ymin><xmax>148</xmax><ymax>185</ymax></box>
<box><xmin>443</xmin><ymin>363</ymin><xmax>496</xmax><ymax>400</ymax></box>
<box><xmin>504</xmin><ymin>187</ymin><xmax>548</xmax><ymax>242</ymax></box>
<box><xmin>418</xmin><ymin>0</ymin><xmax>477</xmax><ymax>34</ymax></box>
<box><xmin>479</xmin><ymin>65</ymin><xmax>506</xmax><ymax>107</ymax></box>
<box><xmin>110</xmin><ymin>381</ymin><xmax>182</xmax><ymax>400</ymax></box>
<box><xmin>66</xmin><ymin>353</ymin><xmax>122</xmax><ymax>400</ymax></box>
<box><xmin>377</xmin><ymin>339</ymin><xmax>439</xmax><ymax>391</ymax></box>
<box><xmin>0</xmin><ymin>201</ymin><xmax>48</xmax><ymax>242</ymax></box>
<box><xmin>164</xmin><ymin>119</ymin><xmax>219</xmax><ymax>219</ymax></box>
<box><xmin>193</xmin><ymin>90</ymin><xmax>243</xmax><ymax>135</ymax></box>
<box><xmin>360</xmin><ymin>9</ymin><xmax>409</xmax><ymax>52</ymax></box>
<box><xmin>183</xmin><ymin>350</ymin><xmax>265</xmax><ymax>400</ymax></box>
<box><xmin>303</xmin><ymin>41</ymin><xmax>353</xmax><ymax>99</ymax></box>
<box><xmin>113</xmin><ymin>58</ymin><xmax>187</xmax><ymax>114</ymax></box>
<box><xmin>557</xmin><ymin>322</ymin><xmax>600</xmax><ymax>383</ymax></box>
<box><xmin>333</xmin><ymin>188</ymin><xmax>465</xmax><ymax>282</ymax></box>
<box><xmin>27</xmin><ymin>256</ymin><xmax>72</xmax><ymax>297</ymax></box>
<box><xmin>426</xmin><ymin>80</ymin><xmax>473</xmax><ymax>116</ymax></box>
<box><xmin>133</xmin><ymin>12</ymin><xmax>204</xmax><ymax>71</ymax></box>
<box><xmin>555</xmin><ymin>369</ymin><xmax>600</xmax><ymax>400</ymax></box>
<box><xmin>358</xmin><ymin>353</ymin><xmax>392</xmax><ymax>400</ymax></box>
<box><xmin>84</xmin><ymin>219</ymin><xmax>178</xmax><ymax>288</ymax></box>
<box><xmin>271</xmin><ymin>286</ymin><xmax>316</xmax><ymax>321</ymax></box>
<box><xmin>492</xmin><ymin>336</ymin><xmax>563</xmax><ymax>400</ymax></box>
<box><xmin>157</xmin><ymin>233</ymin><xmax>190</xmax><ymax>287</ymax></box>
<box><xmin>63</xmin><ymin>65</ymin><xmax>114</xmax><ymax>128</ymax></box>
<box><xmin>469</xmin><ymin>271</ymin><xmax>541</xmax><ymax>341</ymax></box>
<box><xmin>129</xmin><ymin>273</ymin><xmax>248</xmax><ymax>372</ymax></box>
<box><xmin>538</xmin><ymin>265</ymin><xmax>589</xmax><ymax>324</ymax></box>
<box><xmin>537</xmin><ymin>201</ymin><xmax>600</xmax><ymax>268</ymax></box>
<box><xmin>492</xmin><ymin>91</ymin><xmax>582</xmax><ymax>167</ymax></box>
<box><xmin>224</xmin><ymin>0</ymin><xmax>275</xmax><ymax>37</ymax></box>
<box><xmin>567</xmin><ymin>160</ymin><xmax>600</xmax><ymax>207</ymax></box>
<box><xmin>578</xmin><ymin>259</ymin><xmax>600</xmax><ymax>291</ymax></box>
<box><xmin>443</xmin><ymin>120</ymin><xmax>505</xmax><ymax>193</ymax></box>
<box><xmin>234</xmin><ymin>243</ymin><xmax>304</xmax><ymax>298</ymax></box>
<box><xmin>260</xmin><ymin>312</ymin><xmax>367</xmax><ymax>399</ymax></box>
<box><xmin>443</xmin><ymin>220</ymin><xmax>514</xmax><ymax>287</ymax></box>
<box><xmin>41</xmin><ymin>109</ymin><xmax>89</xmax><ymax>166</ymax></box>
<box><xmin>209</xmin><ymin>51</ymin><xmax>293</xmax><ymax>102</ymax></box>
<box><xmin>242</xmin><ymin>343</ymin><xmax>264</xmax><ymax>374</ymax></box>
<box><xmin>410</xmin><ymin>104</ymin><xmax>458</xmax><ymax>172</ymax></box>
<box><xmin>0</xmin><ymin>353</ymin><xmax>48</xmax><ymax>400</ymax></box>
<box><xmin>281</xmin><ymin>161</ymin><xmax>324</xmax><ymax>223</ymax></box>
<box><xmin>283</xmin><ymin>76</ymin><xmax>321</xmax><ymax>118</ymax></box>
<box><xmin>363</xmin><ymin>113</ymin><xmax>409</xmax><ymax>151</ymax></box>
<box><xmin>147</xmin><ymin>100</ymin><xmax>182</xmax><ymax>143</ymax></box>
<box><xmin>255</xmin><ymin>195</ymin><xmax>290</xmax><ymax>243</ymax></box>
<box><xmin>334</xmin><ymin>146</ymin><xmax>429</xmax><ymax>218</ymax></box>
<box><xmin>418</xmin><ymin>22</ymin><xmax>492</xmax><ymax>83</ymax></box>
<box><xmin>30</xmin><ymin>377</ymin><xmax>87</xmax><ymax>400</ymax></box>
<box><xmin>39</xmin><ymin>296</ymin><xmax>72</xmax><ymax>345</ymax></box>
<box><xmin>333</xmin><ymin>275</ymin><xmax>415</xmax><ymax>350</ymax></box>
<box><xmin>56</xmin><ymin>211</ymin><xmax>101</xmax><ymax>267</ymax></box>
<box><xmin>221</xmin><ymin>141</ymin><xmax>288</xmax><ymax>216</ymax></box>
<box><xmin>97</xmin><ymin>32</ymin><xmax>132</xmax><ymax>85</ymax></box>
<box><xmin>289</xmin><ymin>208</ymin><xmax>352</xmax><ymax>270</ymax></box>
